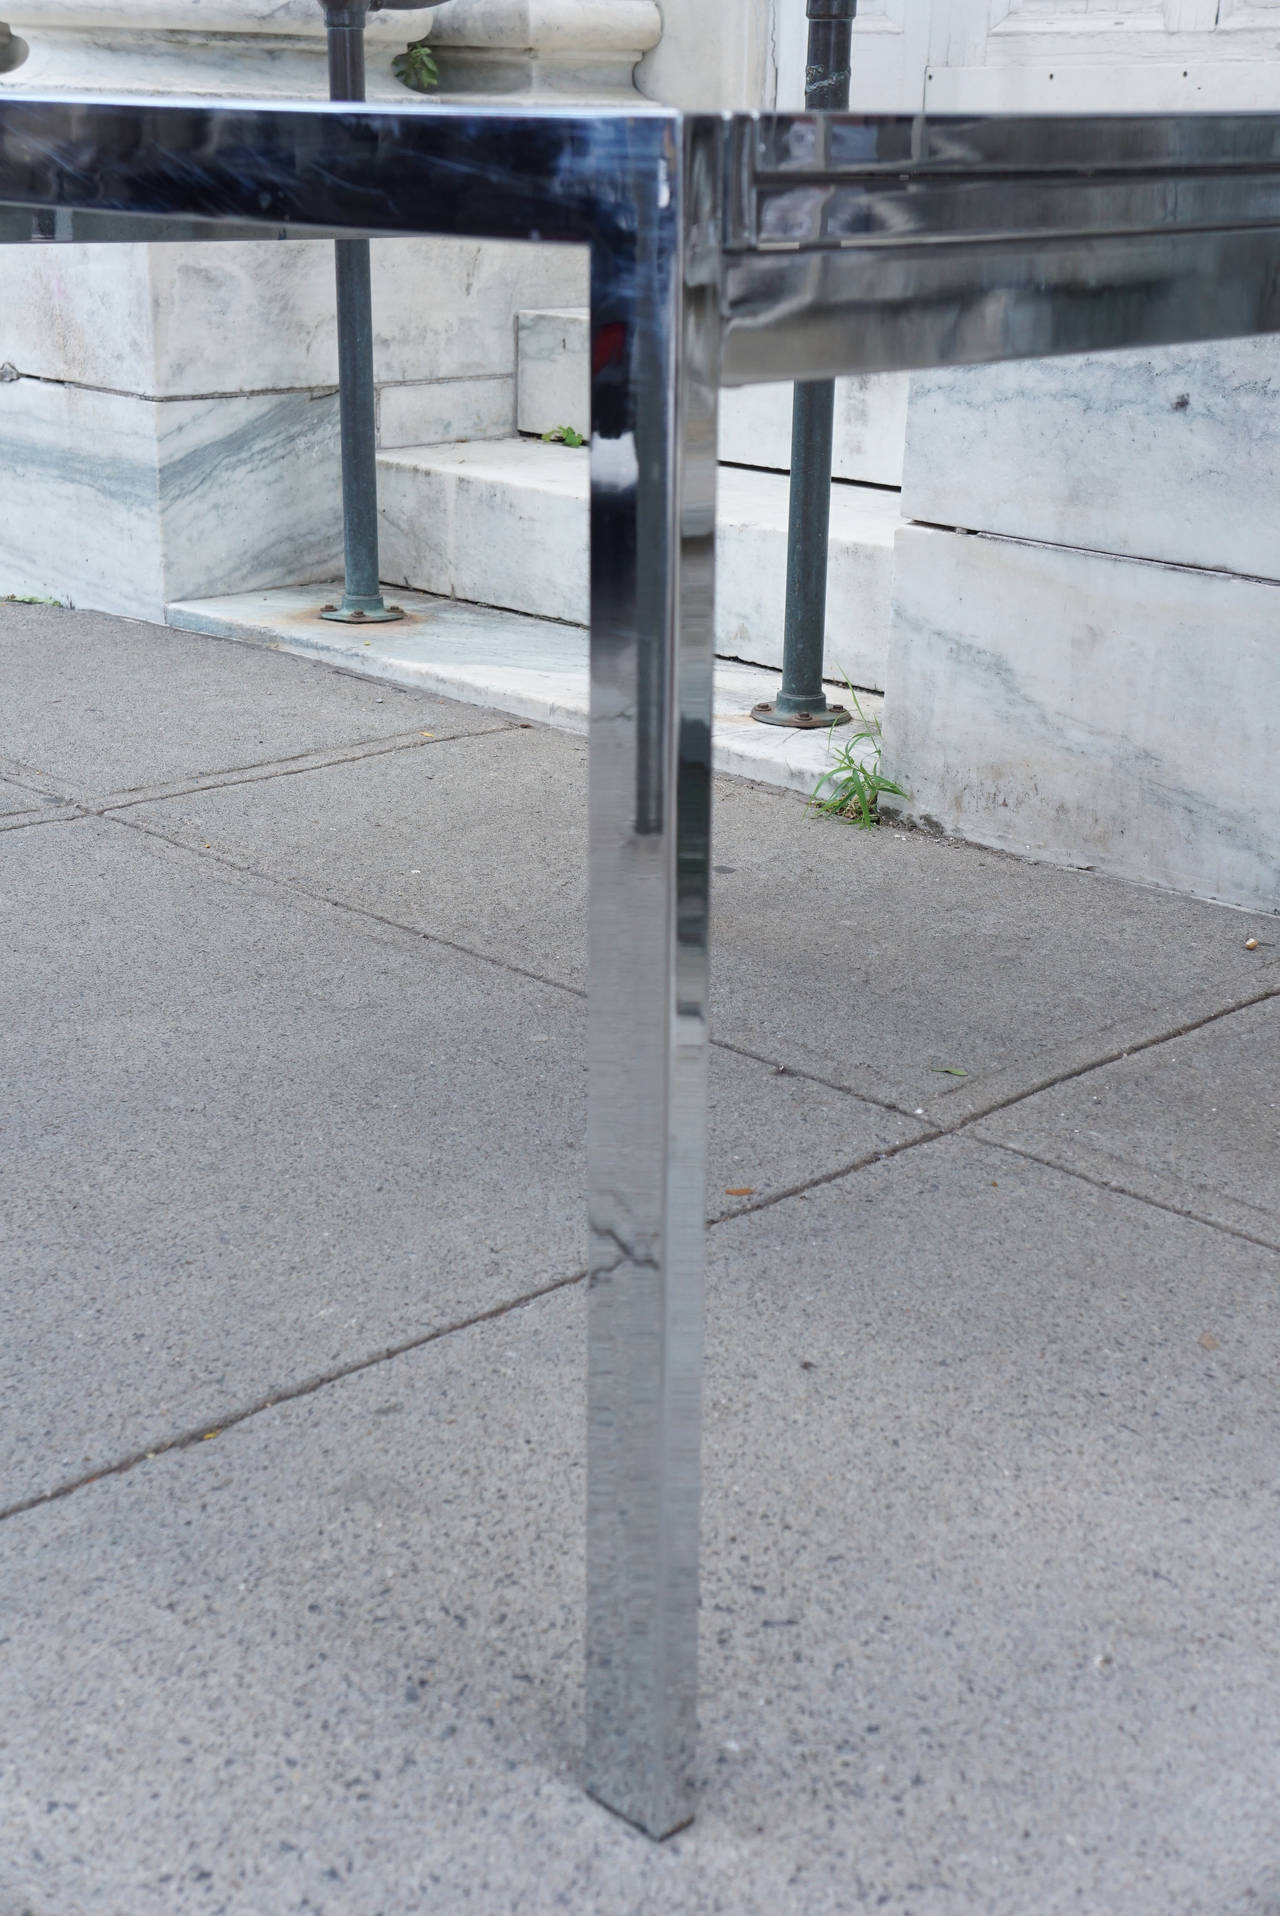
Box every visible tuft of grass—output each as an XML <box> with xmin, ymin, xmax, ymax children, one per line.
<box><xmin>3</xmin><ymin>592</ymin><xmax>64</xmax><ymax>606</ymax></box>
<box><xmin>541</xmin><ymin>425</ymin><xmax>586</xmax><ymax>448</ymax></box>
<box><xmin>808</xmin><ymin>683</ymin><xmax>907</xmax><ymax>828</ymax></box>
<box><xmin>392</xmin><ymin>39</ymin><xmax>439</xmax><ymax>94</ymax></box>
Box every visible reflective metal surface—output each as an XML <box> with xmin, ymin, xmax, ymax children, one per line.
<box><xmin>584</xmin><ymin>111</ymin><xmax>718</xmax><ymax>1841</ymax></box>
<box><xmin>723</xmin><ymin>110</ymin><xmax>1280</xmax><ymax>381</ymax></box>
<box><xmin>3</xmin><ymin>94</ymin><xmax>1280</xmax><ymax>1839</ymax></box>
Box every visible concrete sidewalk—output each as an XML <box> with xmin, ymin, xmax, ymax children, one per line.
<box><xmin>2</xmin><ymin>601</ymin><xmax>1278</xmax><ymax>1916</ymax></box>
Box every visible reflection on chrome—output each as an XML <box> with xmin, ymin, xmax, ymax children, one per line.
<box><xmin>2</xmin><ymin>91</ymin><xmax>1278</xmax><ymax>1838</ymax></box>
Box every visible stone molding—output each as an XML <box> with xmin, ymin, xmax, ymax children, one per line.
<box><xmin>2</xmin><ymin>0</ymin><xmax>660</xmax><ymax>101</ymax></box>
<box><xmin>5</xmin><ymin>0</ymin><xmax>659</xmax><ymax>53</ymax></box>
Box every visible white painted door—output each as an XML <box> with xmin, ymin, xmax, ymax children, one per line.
<box><xmin>773</xmin><ymin>0</ymin><xmax>1280</xmax><ymax>113</ymax></box>
<box><xmin>924</xmin><ymin>0</ymin><xmax>1280</xmax><ymax>111</ymax></box>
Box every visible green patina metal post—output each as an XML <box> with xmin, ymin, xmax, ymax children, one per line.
<box><xmin>0</xmin><ymin>21</ymin><xmax>29</xmax><ymax>70</ymax></box>
<box><xmin>318</xmin><ymin>0</ymin><xmax>450</xmax><ymax>623</ymax></box>
<box><xmin>752</xmin><ymin>0</ymin><xmax>856</xmax><ymax>729</ymax></box>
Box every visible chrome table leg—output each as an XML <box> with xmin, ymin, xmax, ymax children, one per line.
<box><xmin>584</xmin><ymin>119</ymin><xmax>722</xmax><ymax>1840</ymax></box>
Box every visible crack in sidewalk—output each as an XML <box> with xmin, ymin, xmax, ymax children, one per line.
<box><xmin>5</xmin><ymin>748</ymin><xmax>1277</xmax><ymax>1526</ymax></box>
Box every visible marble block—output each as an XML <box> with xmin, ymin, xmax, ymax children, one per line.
<box><xmin>369</xmin><ymin>238</ymin><xmax>586</xmax><ymax>388</ymax></box>
<box><xmin>720</xmin><ymin>375</ymin><xmax>908</xmax><ymax>487</ymax></box>
<box><xmin>516</xmin><ymin>308</ymin><xmax>589</xmax><ymax>438</ymax></box>
<box><xmin>379</xmin><ymin>436</ymin><xmax>586</xmax><ymax>623</ymax></box>
<box><xmin>154</xmin><ymin>388</ymin><xmax>342</xmax><ymax>608</ymax></box>
<box><xmin>0</xmin><ymin>241</ymin><xmax>156</xmax><ymax>389</ymax></box>
<box><xmin>1</xmin><ymin>237</ymin><xmax>587</xmax><ymax>399</ymax></box>
<box><xmin>376</xmin><ymin>436</ymin><xmax>899</xmax><ymax>686</ymax></box>
<box><xmin>902</xmin><ymin>337</ymin><xmax>1280</xmax><ymax>581</ymax></box>
<box><xmin>511</xmin><ymin>301</ymin><xmax>908</xmax><ymax>483</ymax></box>
<box><xmin>716</xmin><ymin>466</ymin><xmax>898</xmax><ymax>688</ymax></box>
<box><xmin>884</xmin><ymin>524</ymin><xmax>1280</xmax><ymax>913</ymax></box>
<box><xmin>0</xmin><ymin>374</ymin><xmax>340</xmax><ymax>621</ymax></box>
<box><xmin>379</xmin><ymin>375</ymin><xmax>512</xmax><ymax>448</ymax></box>
<box><xmin>0</xmin><ymin>375</ymin><xmax>162</xmax><ymax>615</ymax></box>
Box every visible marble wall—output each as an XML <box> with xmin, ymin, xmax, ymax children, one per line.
<box><xmin>0</xmin><ymin>368</ymin><xmax>342</xmax><ymax>618</ymax></box>
<box><xmin>885</xmin><ymin>523</ymin><xmax>1280</xmax><ymax>914</ymax></box>
<box><xmin>902</xmin><ymin>337</ymin><xmax>1280</xmax><ymax>579</ymax></box>
<box><xmin>2</xmin><ymin>0</ymin><xmax>660</xmax><ymax>101</ymax></box>
<box><xmin>886</xmin><ymin>337</ymin><xmax>1280</xmax><ymax>911</ymax></box>
<box><xmin>0</xmin><ymin>234</ymin><xmax>586</xmax><ymax>619</ymax></box>
<box><xmin>0</xmin><ymin>0</ymin><xmax>618</xmax><ymax>621</ymax></box>
<box><xmin>720</xmin><ymin>375</ymin><xmax>908</xmax><ymax>488</ymax></box>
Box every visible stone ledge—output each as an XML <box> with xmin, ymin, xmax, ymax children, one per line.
<box><xmin>6</xmin><ymin>0</ymin><xmax>659</xmax><ymax>49</ymax></box>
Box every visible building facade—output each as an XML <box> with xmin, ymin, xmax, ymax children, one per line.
<box><xmin>1</xmin><ymin>0</ymin><xmax>1276</xmax><ymax>909</ymax></box>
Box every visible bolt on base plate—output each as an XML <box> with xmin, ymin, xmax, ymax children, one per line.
<box><xmin>751</xmin><ymin>700</ymin><xmax>852</xmax><ymax>729</ymax></box>
<box><xmin>319</xmin><ymin>600</ymin><xmax>405</xmax><ymax>623</ymax></box>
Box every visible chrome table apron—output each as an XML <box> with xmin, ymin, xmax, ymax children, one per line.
<box><xmin>2</xmin><ymin>97</ymin><xmax>1278</xmax><ymax>1839</ymax></box>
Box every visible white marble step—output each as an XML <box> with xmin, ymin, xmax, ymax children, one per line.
<box><xmin>166</xmin><ymin>583</ymin><xmax>883</xmax><ymax>805</ymax></box>
<box><xmin>515</xmin><ymin>305</ymin><xmax>908</xmax><ymax>488</ymax></box>
<box><xmin>377</xmin><ymin>436</ymin><xmax>901</xmax><ymax>690</ymax></box>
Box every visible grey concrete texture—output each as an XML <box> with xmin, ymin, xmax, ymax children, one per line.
<box><xmin>0</xmin><ymin>775</ymin><xmax>51</xmax><ymax>817</ymax></box>
<box><xmin>6</xmin><ymin>605</ymin><xmax>1280</xmax><ymax>1912</ymax></box>
<box><xmin>1</xmin><ymin>811</ymin><xmax>914</xmax><ymax>1510</ymax></box>
<box><xmin>124</xmin><ymin>716</ymin><xmax>1271</xmax><ymax>1113</ymax></box>
<box><xmin>0</xmin><ymin>603</ymin><xmax>499</xmax><ymax>798</ymax></box>
<box><xmin>976</xmin><ymin>993</ymin><xmax>1280</xmax><ymax>1248</ymax></box>
<box><xmin>3</xmin><ymin>1139</ymin><xmax>1279</xmax><ymax>1916</ymax></box>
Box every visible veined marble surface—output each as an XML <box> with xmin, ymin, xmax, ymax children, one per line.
<box><xmin>720</xmin><ymin>376</ymin><xmax>908</xmax><ymax>489</ymax></box>
<box><xmin>379</xmin><ymin>375</ymin><xmax>513</xmax><ymax>449</ymax></box>
<box><xmin>0</xmin><ymin>237</ymin><xmax>585</xmax><ymax>398</ymax></box>
<box><xmin>516</xmin><ymin>308</ymin><xmax>589</xmax><ymax>438</ymax></box>
<box><xmin>903</xmin><ymin>338</ymin><xmax>1280</xmax><ymax>582</ymax></box>
<box><xmin>377</xmin><ymin>437</ymin><xmax>899</xmax><ymax>688</ymax></box>
<box><xmin>0</xmin><ymin>375</ymin><xmax>162</xmax><ymax>614</ymax></box>
<box><xmin>885</xmin><ymin>525</ymin><xmax>1280</xmax><ymax>914</ymax></box>
<box><xmin>0</xmin><ymin>241</ymin><xmax>155</xmax><ymax>389</ymax></box>
<box><xmin>0</xmin><ymin>375</ymin><xmax>340</xmax><ymax>620</ymax></box>
<box><xmin>155</xmin><ymin>387</ymin><xmax>341</xmax><ymax>608</ymax></box>
<box><xmin>510</xmin><ymin>300</ymin><xmax>908</xmax><ymax>484</ymax></box>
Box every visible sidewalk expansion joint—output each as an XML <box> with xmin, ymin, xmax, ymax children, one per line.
<box><xmin>0</xmin><ymin>1126</ymin><xmax>941</xmax><ymax>1528</ymax></box>
<box><xmin>977</xmin><ymin>1137</ymin><xmax>1280</xmax><ymax>1258</ymax></box>
<box><xmin>81</xmin><ymin>722</ymin><xmax>513</xmax><ymax>815</ymax></box>
<box><xmin>6</xmin><ymin>1044</ymin><xmax>1273</xmax><ymax>1528</ymax></box>
<box><xmin>0</xmin><ymin>803</ymin><xmax>86</xmax><ymax>833</ymax></box>
<box><xmin>99</xmin><ymin>804</ymin><xmax>1280</xmax><ymax>1150</ymax></box>
<box><xmin>930</xmin><ymin>970</ymin><xmax>1280</xmax><ymax>1132</ymax></box>
<box><xmin>100</xmin><ymin>805</ymin><xmax>596</xmax><ymax>1005</ymax></box>
<box><xmin>0</xmin><ymin>1267</ymin><xmax>589</xmax><ymax>1527</ymax></box>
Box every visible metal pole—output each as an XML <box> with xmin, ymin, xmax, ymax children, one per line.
<box><xmin>752</xmin><ymin>0</ymin><xmax>856</xmax><ymax>728</ymax></box>
<box><xmin>319</xmin><ymin>0</ymin><xmax>403</xmax><ymax>623</ymax></box>
<box><xmin>0</xmin><ymin>21</ymin><xmax>28</xmax><ymax>72</ymax></box>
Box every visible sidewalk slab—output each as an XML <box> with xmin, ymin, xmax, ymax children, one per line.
<box><xmin>976</xmin><ymin>994</ymin><xmax>1280</xmax><ymax>1248</ymax></box>
<box><xmin>1</xmin><ymin>812</ymin><xmax>918</xmax><ymax>1511</ymax></box>
<box><xmin>0</xmin><ymin>600</ymin><xmax>500</xmax><ymax>800</ymax></box>
<box><xmin>125</xmin><ymin>712</ymin><xmax>1271</xmax><ymax>1115</ymax></box>
<box><xmin>3</xmin><ymin>1139</ymin><xmax>1278</xmax><ymax>1915</ymax></box>
<box><xmin>0</xmin><ymin>771</ymin><xmax>75</xmax><ymax>820</ymax></box>
<box><xmin>166</xmin><ymin>584</ymin><xmax>870</xmax><ymax>801</ymax></box>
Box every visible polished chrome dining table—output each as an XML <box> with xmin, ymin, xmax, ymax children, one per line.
<box><xmin>2</xmin><ymin>91</ymin><xmax>1278</xmax><ymax>1838</ymax></box>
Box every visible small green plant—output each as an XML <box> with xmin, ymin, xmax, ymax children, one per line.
<box><xmin>3</xmin><ymin>592</ymin><xmax>63</xmax><ymax>605</ymax></box>
<box><xmin>541</xmin><ymin>425</ymin><xmax>586</xmax><ymax>448</ymax></box>
<box><xmin>808</xmin><ymin>682</ymin><xmax>907</xmax><ymax>829</ymax></box>
<box><xmin>392</xmin><ymin>38</ymin><xmax>439</xmax><ymax>94</ymax></box>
